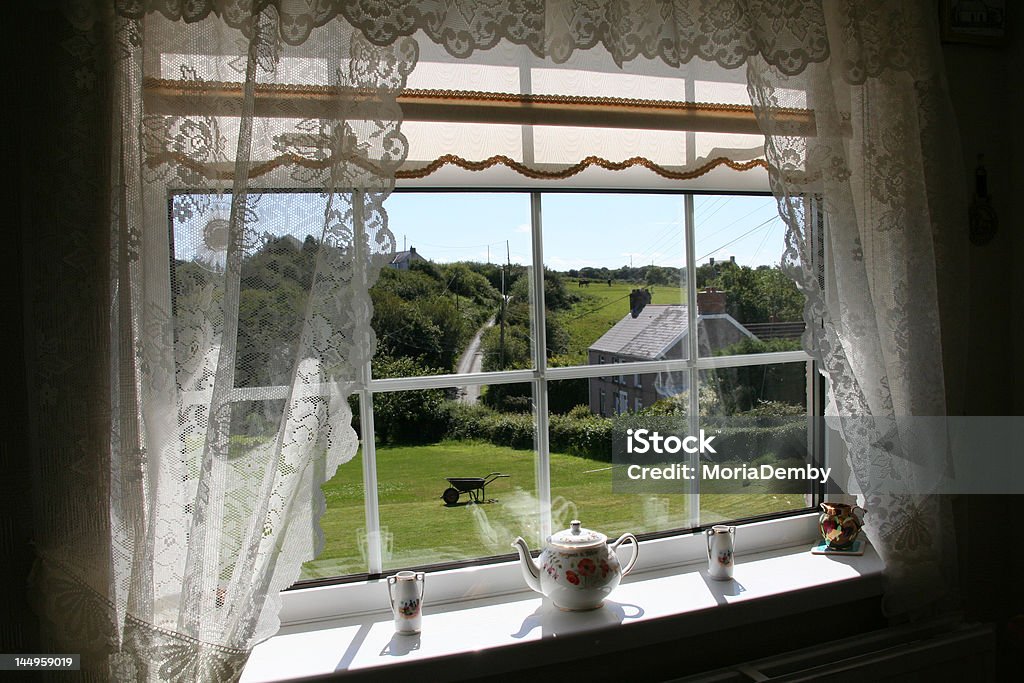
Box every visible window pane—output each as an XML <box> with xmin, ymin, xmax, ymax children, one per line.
<box><xmin>540</xmin><ymin>193</ymin><xmax>690</xmax><ymax>368</ymax></box>
<box><xmin>172</xmin><ymin>191</ymin><xmax>330</xmax><ymax>389</ymax></box>
<box><xmin>373</xmin><ymin>192</ymin><xmax>534</xmax><ymax>377</ymax></box>
<box><xmin>698</xmin><ymin>361</ymin><xmax>815</xmax><ymax>525</ymax></box>
<box><xmin>300</xmin><ymin>394</ymin><xmax>369</xmax><ymax>580</ymax></box>
<box><xmin>374</xmin><ymin>383</ymin><xmax>541</xmax><ymax>570</ymax></box>
<box><xmin>548</xmin><ymin>374</ymin><xmax>694</xmax><ymax>538</ymax></box>
<box><xmin>693</xmin><ymin>194</ymin><xmax>806</xmax><ymax>357</ymax></box>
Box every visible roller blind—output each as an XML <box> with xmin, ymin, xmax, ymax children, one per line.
<box><xmin>144</xmin><ymin>31</ymin><xmax>813</xmax><ymax>191</ymax></box>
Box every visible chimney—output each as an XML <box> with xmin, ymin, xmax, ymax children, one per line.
<box><xmin>730</xmin><ymin>255</ymin><xmax>736</xmax><ymax>263</ymax></box>
<box><xmin>696</xmin><ymin>287</ymin><xmax>727</xmax><ymax>315</ymax></box>
<box><xmin>410</xmin><ymin>246</ymin><xmax>416</xmax><ymax>255</ymax></box>
<box><xmin>709</xmin><ymin>257</ymin><xmax>715</xmax><ymax>266</ymax></box>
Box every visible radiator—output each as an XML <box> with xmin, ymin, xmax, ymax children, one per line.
<box><xmin>670</xmin><ymin>620</ymin><xmax>996</xmax><ymax>682</ymax></box>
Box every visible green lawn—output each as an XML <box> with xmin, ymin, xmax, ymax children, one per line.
<box><xmin>301</xmin><ymin>439</ymin><xmax>809</xmax><ymax>580</ymax></box>
<box><xmin>559</xmin><ymin>280</ymin><xmax>684</xmax><ymax>365</ymax></box>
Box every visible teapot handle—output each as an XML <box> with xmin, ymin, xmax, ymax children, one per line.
<box><xmin>611</xmin><ymin>533</ymin><xmax>639</xmax><ymax>576</ymax></box>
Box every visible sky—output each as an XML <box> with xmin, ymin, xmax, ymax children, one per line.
<box><xmin>384</xmin><ymin>192</ymin><xmax>787</xmax><ymax>271</ymax></box>
<box><xmin>173</xmin><ymin>191</ymin><xmax>788</xmax><ymax>271</ymax></box>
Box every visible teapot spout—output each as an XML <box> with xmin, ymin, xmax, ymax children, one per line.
<box><xmin>511</xmin><ymin>537</ymin><xmax>541</xmax><ymax>593</ymax></box>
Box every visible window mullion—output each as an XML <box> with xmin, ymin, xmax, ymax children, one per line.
<box><xmin>358</xmin><ymin>383</ymin><xmax>383</xmax><ymax>574</ymax></box>
<box><xmin>352</xmin><ymin>190</ymin><xmax>383</xmax><ymax>575</ymax></box>
<box><xmin>529</xmin><ymin>192</ymin><xmax>552</xmax><ymax>542</ymax></box>
<box><xmin>684</xmin><ymin>193</ymin><xmax>701</xmax><ymax>527</ymax></box>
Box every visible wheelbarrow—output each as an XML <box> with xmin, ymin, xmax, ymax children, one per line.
<box><xmin>441</xmin><ymin>472</ymin><xmax>510</xmax><ymax>505</ymax></box>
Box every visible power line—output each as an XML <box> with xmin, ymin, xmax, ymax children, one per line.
<box><xmin>696</xmin><ymin>215</ymin><xmax>781</xmax><ymax>263</ymax></box>
<box><xmin>694</xmin><ymin>195</ymin><xmax>732</xmax><ymax>223</ymax></box>
<box><xmin>694</xmin><ymin>203</ymin><xmax>776</xmax><ymax>250</ymax></box>
<box><xmin>635</xmin><ymin>226</ymin><xmax>684</xmax><ymax>266</ymax></box>
<box><xmin>746</xmin><ymin>221</ymin><xmax>775</xmax><ymax>267</ymax></box>
<box><xmin>410</xmin><ymin>238</ymin><xmax>510</xmax><ymax>250</ymax></box>
<box><xmin>563</xmin><ymin>293</ymin><xmax>632</xmax><ymax>322</ymax></box>
<box><xmin>633</xmin><ymin>219</ymin><xmax>684</xmax><ymax>264</ymax></box>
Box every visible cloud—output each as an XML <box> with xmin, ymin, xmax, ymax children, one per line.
<box><xmin>514</xmin><ymin>223</ymin><xmax>531</xmax><ymax>233</ymax></box>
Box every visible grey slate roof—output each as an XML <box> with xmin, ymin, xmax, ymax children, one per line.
<box><xmin>589</xmin><ymin>304</ymin><xmax>756</xmax><ymax>359</ymax></box>
<box><xmin>390</xmin><ymin>250</ymin><xmax>418</xmax><ymax>265</ymax></box>
<box><xmin>589</xmin><ymin>305</ymin><xmax>688</xmax><ymax>358</ymax></box>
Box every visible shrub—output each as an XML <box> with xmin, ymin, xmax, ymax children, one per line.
<box><xmin>370</xmin><ymin>356</ymin><xmax>450</xmax><ymax>444</ymax></box>
<box><xmin>488</xmin><ymin>412</ymin><xmax>535</xmax><ymax>450</ymax></box>
<box><xmin>566</xmin><ymin>404</ymin><xmax>593</xmax><ymax>420</ymax></box>
<box><xmin>549</xmin><ymin>413</ymin><xmax>614</xmax><ymax>460</ymax></box>
<box><xmin>547</xmin><ymin>377</ymin><xmax>588</xmax><ymax>415</ymax></box>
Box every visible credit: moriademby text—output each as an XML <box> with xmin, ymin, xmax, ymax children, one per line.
<box><xmin>610</xmin><ymin>422</ymin><xmax>825</xmax><ymax>494</ymax></box>
<box><xmin>624</xmin><ymin>462</ymin><xmax>831</xmax><ymax>483</ymax></box>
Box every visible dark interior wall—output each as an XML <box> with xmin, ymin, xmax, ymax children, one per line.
<box><xmin>6</xmin><ymin>2</ymin><xmax>1022</xmax><ymax>675</ymax></box>
<box><xmin>944</xmin><ymin>43</ymin><xmax>1015</xmax><ymax>417</ymax></box>
<box><xmin>941</xmin><ymin>18</ymin><xmax>1024</xmax><ymax>630</ymax></box>
<box><xmin>4</xmin><ymin>4</ymin><xmax>43</xmax><ymax>655</ymax></box>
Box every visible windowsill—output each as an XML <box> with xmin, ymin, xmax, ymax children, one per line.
<box><xmin>241</xmin><ymin>539</ymin><xmax>883</xmax><ymax>682</ymax></box>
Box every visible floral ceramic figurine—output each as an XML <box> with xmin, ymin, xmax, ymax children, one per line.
<box><xmin>512</xmin><ymin>520</ymin><xmax>638</xmax><ymax>611</ymax></box>
<box><xmin>818</xmin><ymin>502</ymin><xmax>865</xmax><ymax>549</ymax></box>
<box><xmin>387</xmin><ymin>571</ymin><xmax>425</xmax><ymax>634</ymax></box>
<box><xmin>706</xmin><ymin>525</ymin><xmax>736</xmax><ymax>580</ymax></box>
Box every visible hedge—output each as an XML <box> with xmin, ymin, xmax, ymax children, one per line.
<box><xmin>426</xmin><ymin>401</ymin><xmax>806</xmax><ymax>464</ymax></box>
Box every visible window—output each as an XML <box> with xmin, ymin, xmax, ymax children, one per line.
<box><xmin>170</xmin><ymin>189</ymin><xmax>820</xmax><ymax>584</ymax></box>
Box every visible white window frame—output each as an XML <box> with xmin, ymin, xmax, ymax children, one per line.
<box><xmin>297</xmin><ymin>189</ymin><xmax>820</xmax><ymax>584</ymax></box>
<box><xmin>192</xmin><ymin>188</ymin><xmax>825</xmax><ymax>613</ymax></box>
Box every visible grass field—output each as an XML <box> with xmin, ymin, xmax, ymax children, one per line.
<box><xmin>559</xmin><ymin>280</ymin><xmax>685</xmax><ymax>365</ymax></box>
<box><xmin>301</xmin><ymin>439</ymin><xmax>810</xmax><ymax>580</ymax></box>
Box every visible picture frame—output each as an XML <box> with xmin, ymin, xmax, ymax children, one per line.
<box><xmin>940</xmin><ymin>0</ymin><xmax>1007</xmax><ymax>45</ymax></box>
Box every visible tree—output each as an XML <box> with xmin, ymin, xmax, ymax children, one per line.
<box><xmin>711</xmin><ymin>338</ymin><xmax>805</xmax><ymax>412</ymax></box>
<box><xmin>368</xmin><ymin>355</ymin><xmax>450</xmax><ymax>443</ymax></box>
<box><xmin>695</xmin><ymin>261</ymin><xmax>804</xmax><ymax>323</ymax></box>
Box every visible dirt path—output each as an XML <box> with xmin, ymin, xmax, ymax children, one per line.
<box><xmin>456</xmin><ymin>317</ymin><xmax>495</xmax><ymax>403</ymax></box>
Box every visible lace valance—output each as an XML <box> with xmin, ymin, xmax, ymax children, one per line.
<box><xmin>109</xmin><ymin>0</ymin><xmax>829</xmax><ymax>74</ymax></box>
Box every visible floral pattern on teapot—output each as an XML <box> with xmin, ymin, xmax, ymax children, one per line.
<box><xmin>512</xmin><ymin>520</ymin><xmax>639</xmax><ymax>611</ymax></box>
<box><xmin>541</xmin><ymin>548</ymin><xmax>618</xmax><ymax>589</ymax></box>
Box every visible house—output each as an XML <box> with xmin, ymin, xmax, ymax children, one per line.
<box><xmin>388</xmin><ymin>245</ymin><xmax>426</xmax><ymax>270</ymax></box>
<box><xmin>587</xmin><ymin>289</ymin><xmax>755</xmax><ymax>415</ymax></box>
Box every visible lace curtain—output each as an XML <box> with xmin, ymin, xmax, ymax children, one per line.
<box><xmin>29</xmin><ymin>2</ymin><xmax>415</xmax><ymax>679</ymax></box>
<box><xmin>27</xmin><ymin>1</ymin><xmax>962</xmax><ymax>680</ymax></box>
<box><xmin>345</xmin><ymin>0</ymin><xmax>963</xmax><ymax>614</ymax></box>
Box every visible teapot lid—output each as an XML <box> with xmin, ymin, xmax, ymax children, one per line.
<box><xmin>549</xmin><ymin>520</ymin><xmax>606</xmax><ymax>549</ymax></box>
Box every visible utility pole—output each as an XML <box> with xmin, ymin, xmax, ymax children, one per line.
<box><xmin>499</xmin><ymin>266</ymin><xmax>506</xmax><ymax>367</ymax></box>
<box><xmin>500</xmin><ymin>240</ymin><xmax>511</xmax><ymax>368</ymax></box>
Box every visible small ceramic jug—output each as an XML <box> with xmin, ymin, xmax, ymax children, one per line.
<box><xmin>819</xmin><ymin>502</ymin><xmax>865</xmax><ymax>549</ymax></box>
<box><xmin>706</xmin><ymin>525</ymin><xmax>736</xmax><ymax>580</ymax></box>
<box><xmin>387</xmin><ymin>571</ymin><xmax>425</xmax><ymax>634</ymax></box>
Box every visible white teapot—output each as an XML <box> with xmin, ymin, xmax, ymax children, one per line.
<box><xmin>511</xmin><ymin>520</ymin><xmax>638</xmax><ymax>611</ymax></box>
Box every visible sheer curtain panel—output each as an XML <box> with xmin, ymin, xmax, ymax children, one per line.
<box><xmin>25</xmin><ymin>2</ymin><xmax>965</xmax><ymax>680</ymax></box>
<box><xmin>29</xmin><ymin>3</ymin><xmax>414</xmax><ymax>680</ymax></box>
